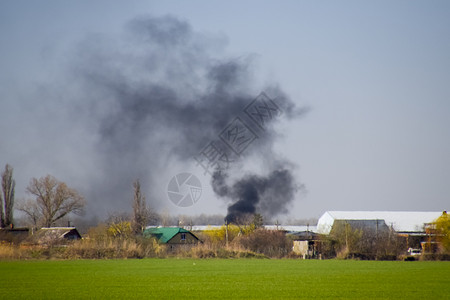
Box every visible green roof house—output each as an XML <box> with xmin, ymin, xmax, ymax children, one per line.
<box><xmin>143</xmin><ymin>227</ymin><xmax>200</xmax><ymax>245</ymax></box>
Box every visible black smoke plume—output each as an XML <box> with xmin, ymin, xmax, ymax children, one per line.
<box><xmin>2</xmin><ymin>15</ymin><xmax>304</xmax><ymax>219</ymax></box>
<box><xmin>64</xmin><ymin>15</ymin><xmax>305</xmax><ymax>217</ymax></box>
<box><xmin>212</xmin><ymin>168</ymin><xmax>297</xmax><ymax>224</ymax></box>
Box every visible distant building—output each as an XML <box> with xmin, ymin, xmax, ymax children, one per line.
<box><xmin>30</xmin><ymin>227</ymin><xmax>82</xmax><ymax>245</ymax></box>
<box><xmin>291</xmin><ymin>231</ymin><xmax>322</xmax><ymax>258</ymax></box>
<box><xmin>264</xmin><ymin>225</ymin><xmax>318</xmax><ymax>233</ymax></box>
<box><xmin>317</xmin><ymin>211</ymin><xmax>443</xmax><ymax>235</ymax></box>
<box><xmin>190</xmin><ymin>225</ymin><xmax>318</xmax><ymax>233</ymax></box>
<box><xmin>317</xmin><ymin>211</ymin><xmax>444</xmax><ymax>250</ymax></box>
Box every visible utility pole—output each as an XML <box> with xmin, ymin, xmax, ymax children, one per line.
<box><xmin>375</xmin><ymin>219</ymin><xmax>379</xmax><ymax>257</ymax></box>
<box><xmin>345</xmin><ymin>222</ymin><xmax>349</xmax><ymax>251</ymax></box>
<box><xmin>225</xmin><ymin>219</ymin><xmax>229</xmax><ymax>248</ymax></box>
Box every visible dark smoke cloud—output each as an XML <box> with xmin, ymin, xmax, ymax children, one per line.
<box><xmin>212</xmin><ymin>167</ymin><xmax>298</xmax><ymax>223</ymax></box>
<box><xmin>62</xmin><ymin>15</ymin><xmax>304</xmax><ymax>217</ymax></box>
<box><xmin>2</xmin><ymin>15</ymin><xmax>304</xmax><ymax>220</ymax></box>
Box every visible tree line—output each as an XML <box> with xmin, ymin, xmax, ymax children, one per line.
<box><xmin>0</xmin><ymin>163</ymin><xmax>153</xmax><ymax>236</ymax></box>
<box><xmin>1</xmin><ymin>162</ymin><xmax>449</xmax><ymax>260</ymax></box>
<box><xmin>0</xmin><ymin>164</ymin><xmax>87</xmax><ymax>229</ymax></box>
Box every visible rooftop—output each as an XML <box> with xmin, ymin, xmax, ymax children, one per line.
<box><xmin>143</xmin><ymin>227</ymin><xmax>192</xmax><ymax>243</ymax></box>
<box><xmin>318</xmin><ymin>211</ymin><xmax>444</xmax><ymax>234</ymax></box>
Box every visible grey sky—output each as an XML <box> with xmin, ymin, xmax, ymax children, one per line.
<box><xmin>1</xmin><ymin>1</ymin><xmax>449</xmax><ymax>221</ymax></box>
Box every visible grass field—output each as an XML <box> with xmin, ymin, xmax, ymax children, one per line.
<box><xmin>1</xmin><ymin>259</ymin><xmax>449</xmax><ymax>299</ymax></box>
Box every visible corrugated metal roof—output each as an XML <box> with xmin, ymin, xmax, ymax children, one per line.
<box><xmin>189</xmin><ymin>225</ymin><xmax>318</xmax><ymax>232</ymax></box>
<box><xmin>39</xmin><ymin>227</ymin><xmax>77</xmax><ymax>238</ymax></box>
<box><xmin>264</xmin><ymin>225</ymin><xmax>318</xmax><ymax>233</ymax></box>
<box><xmin>31</xmin><ymin>227</ymin><xmax>82</xmax><ymax>244</ymax></box>
<box><xmin>321</xmin><ymin>211</ymin><xmax>443</xmax><ymax>233</ymax></box>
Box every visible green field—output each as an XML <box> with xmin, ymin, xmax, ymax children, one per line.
<box><xmin>1</xmin><ymin>259</ymin><xmax>449</xmax><ymax>299</ymax></box>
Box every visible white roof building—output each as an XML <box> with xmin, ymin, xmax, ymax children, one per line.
<box><xmin>317</xmin><ymin>211</ymin><xmax>444</xmax><ymax>235</ymax></box>
<box><xmin>263</xmin><ymin>225</ymin><xmax>318</xmax><ymax>233</ymax></box>
<box><xmin>189</xmin><ymin>225</ymin><xmax>317</xmax><ymax>233</ymax></box>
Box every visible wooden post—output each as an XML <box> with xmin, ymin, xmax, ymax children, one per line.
<box><xmin>225</xmin><ymin>220</ymin><xmax>229</xmax><ymax>248</ymax></box>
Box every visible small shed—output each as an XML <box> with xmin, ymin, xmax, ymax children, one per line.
<box><xmin>143</xmin><ymin>227</ymin><xmax>200</xmax><ymax>245</ymax></box>
<box><xmin>291</xmin><ymin>231</ymin><xmax>322</xmax><ymax>258</ymax></box>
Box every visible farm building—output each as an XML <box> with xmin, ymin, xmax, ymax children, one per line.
<box><xmin>30</xmin><ymin>227</ymin><xmax>82</xmax><ymax>245</ymax></box>
<box><xmin>317</xmin><ymin>211</ymin><xmax>444</xmax><ymax>250</ymax></box>
<box><xmin>317</xmin><ymin>211</ymin><xmax>443</xmax><ymax>235</ymax></box>
<box><xmin>143</xmin><ymin>227</ymin><xmax>200</xmax><ymax>246</ymax></box>
<box><xmin>291</xmin><ymin>231</ymin><xmax>322</xmax><ymax>258</ymax></box>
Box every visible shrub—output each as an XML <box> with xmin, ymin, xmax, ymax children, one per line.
<box><xmin>201</xmin><ymin>224</ymin><xmax>255</xmax><ymax>246</ymax></box>
<box><xmin>233</xmin><ymin>229</ymin><xmax>290</xmax><ymax>258</ymax></box>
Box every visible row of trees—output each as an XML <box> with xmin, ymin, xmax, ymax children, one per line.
<box><xmin>3</xmin><ymin>161</ymin><xmax>448</xmax><ymax>260</ymax></box>
<box><xmin>0</xmin><ymin>162</ymin><xmax>154</xmax><ymax>232</ymax></box>
<box><xmin>0</xmin><ymin>163</ymin><xmax>87</xmax><ymax>229</ymax></box>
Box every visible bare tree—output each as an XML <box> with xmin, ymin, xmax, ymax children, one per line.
<box><xmin>18</xmin><ymin>175</ymin><xmax>85</xmax><ymax>228</ymax></box>
<box><xmin>132</xmin><ymin>179</ymin><xmax>152</xmax><ymax>234</ymax></box>
<box><xmin>252</xmin><ymin>213</ymin><xmax>264</xmax><ymax>229</ymax></box>
<box><xmin>1</xmin><ymin>164</ymin><xmax>16</xmax><ymax>227</ymax></box>
<box><xmin>105</xmin><ymin>211</ymin><xmax>131</xmax><ymax>226</ymax></box>
<box><xmin>17</xmin><ymin>199</ymin><xmax>40</xmax><ymax>228</ymax></box>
